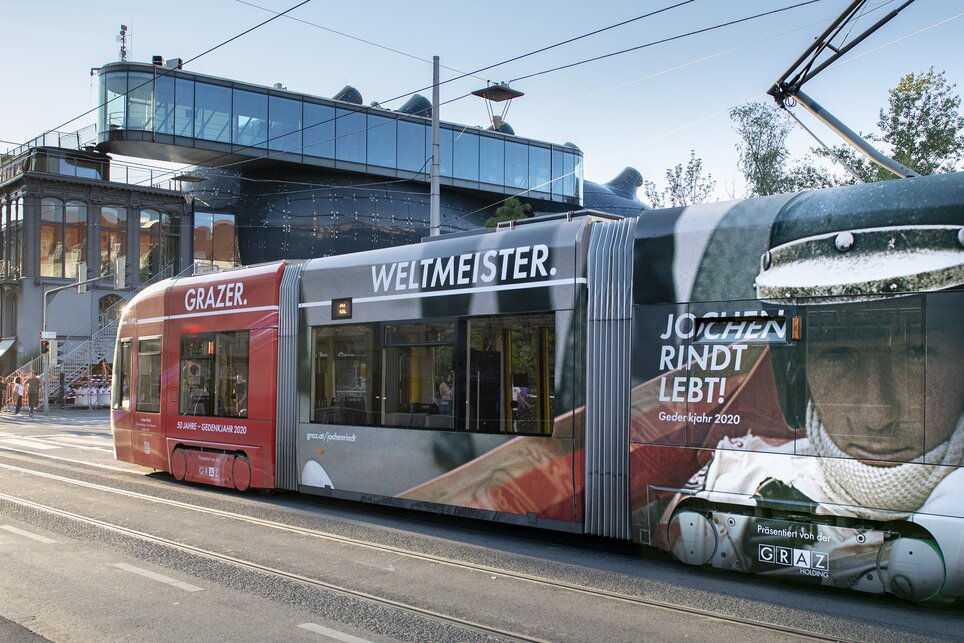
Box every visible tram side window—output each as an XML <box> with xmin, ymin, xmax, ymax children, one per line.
<box><xmin>135</xmin><ymin>337</ymin><xmax>162</xmax><ymax>413</ymax></box>
<box><xmin>112</xmin><ymin>339</ymin><xmax>131</xmax><ymax>410</ymax></box>
<box><xmin>466</xmin><ymin>314</ymin><xmax>555</xmax><ymax>435</ymax></box>
<box><xmin>312</xmin><ymin>325</ymin><xmax>375</xmax><ymax>425</ymax></box>
<box><xmin>179</xmin><ymin>331</ymin><xmax>249</xmax><ymax>417</ymax></box>
<box><xmin>382</xmin><ymin>322</ymin><xmax>455</xmax><ymax>429</ymax></box>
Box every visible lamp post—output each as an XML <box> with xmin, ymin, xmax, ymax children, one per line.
<box><xmin>430</xmin><ymin>56</ymin><xmax>441</xmax><ymax>237</ymax></box>
<box><xmin>42</xmin><ymin>275</ymin><xmax>112</xmax><ymax>415</ymax></box>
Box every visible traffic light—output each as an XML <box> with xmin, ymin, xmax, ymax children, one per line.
<box><xmin>40</xmin><ymin>340</ymin><xmax>49</xmax><ymax>354</ymax></box>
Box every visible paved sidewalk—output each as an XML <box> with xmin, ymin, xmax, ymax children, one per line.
<box><xmin>0</xmin><ymin>407</ymin><xmax>110</xmax><ymax>425</ymax></box>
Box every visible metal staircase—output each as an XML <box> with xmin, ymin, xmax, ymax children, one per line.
<box><xmin>5</xmin><ymin>262</ymin><xmax>208</xmax><ymax>404</ymax></box>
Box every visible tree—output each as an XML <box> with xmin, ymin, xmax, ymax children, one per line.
<box><xmin>730</xmin><ymin>102</ymin><xmax>792</xmax><ymax>196</ymax></box>
<box><xmin>878</xmin><ymin>67</ymin><xmax>963</xmax><ymax>176</ymax></box>
<box><xmin>643</xmin><ymin>150</ymin><xmax>716</xmax><ymax>208</ymax></box>
<box><xmin>484</xmin><ymin>196</ymin><xmax>532</xmax><ymax>228</ymax></box>
<box><xmin>809</xmin><ymin>68</ymin><xmax>963</xmax><ymax>185</ymax></box>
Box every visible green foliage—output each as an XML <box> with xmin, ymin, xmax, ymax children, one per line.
<box><xmin>878</xmin><ymin>67</ymin><xmax>963</xmax><ymax>175</ymax></box>
<box><xmin>735</xmin><ymin>69</ymin><xmax>963</xmax><ymax>192</ymax></box>
<box><xmin>815</xmin><ymin>69</ymin><xmax>963</xmax><ymax>184</ymax></box>
<box><xmin>485</xmin><ymin>197</ymin><xmax>532</xmax><ymax>228</ymax></box>
<box><xmin>643</xmin><ymin>150</ymin><xmax>716</xmax><ymax>208</ymax></box>
<box><xmin>730</xmin><ymin>102</ymin><xmax>793</xmax><ymax>196</ymax></box>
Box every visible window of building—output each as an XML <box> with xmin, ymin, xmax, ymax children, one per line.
<box><xmin>39</xmin><ymin>198</ymin><xmax>63</xmax><ymax>277</ymax></box>
<box><xmin>127</xmin><ymin>72</ymin><xmax>154</xmax><ymax>131</ymax></box>
<box><xmin>0</xmin><ymin>202</ymin><xmax>6</xmax><ymax>278</ymax></box>
<box><xmin>480</xmin><ymin>136</ymin><xmax>504</xmax><ymax>186</ymax></box>
<box><xmin>528</xmin><ymin>146</ymin><xmax>551</xmax><ymax>194</ymax></box>
<box><xmin>551</xmin><ymin>149</ymin><xmax>564</xmax><ymax>196</ymax></box>
<box><xmin>139</xmin><ymin>209</ymin><xmax>160</xmax><ymax>281</ymax></box>
<box><xmin>233</xmin><ymin>89</ymin><xmax>268</xmax><ymax>149</ymax></box>
<box><xmin>64</xmin><ymin>200</ymin><xmax>88</xmax><ymax>279</ymax></box>
<box><xmin>505</xmin><ymin>141</ymin><xmax>529</xmax><ymax>190</ymax></box>
<box><xmin>335</xmin><ymin>108</ymin><xmax>366</xmax><ymax>164</ymax></box>
<box><xmin>39</xmin><ymin>198</ymin><xmax>84</xmax><ymax>279</ymax></box>
<box><xmin>563</xmin><ymin>152</ymin><xmax>576</xmax><ymax>197</ymax></box>
<box><xmin>194</xmin><ymin>212</ymin><xmax>239</xmax><ymax>269</ymax></box>
<box><xmin>112</xmin><ymin>339</ymin><xmax>132</xmax><ymax>410</ymax></box>
<box><xmin>136</xmin><ymin>337</ymin><xmax>162</xmax><ymax>413</ymax></box>
<box><xmin>140</xmin><ymin>209</ymin><xmax>179</xmax><ymax>282</ymax></box>
<box><xmin>367</xmin><ymin>114</ymin><xmax>396</xmax><ymax>169</ymax></box>
<box><xmin>426</xmin><ymin>127</ymin><xmax>453</xmax><ymax>177</ymax></box>
<box><xmin>195</xmin><ymin>82</ymin><xmax>231</xmax><ymax>143</ymax></box>
<box><xmin>179</xmin><ymin>331</ymin><xmax>249</xmax><ymax>418</ymax></box>
<box><xmin>101</xmin><ymin>71</ymin><xmax>127</xmax><ymax>130</ymax></box>
<box><xmin>304</xmin><ymin>103</ymin><xmax>335</xmax><ymax>158</ymax></box>
<box><xmin>454</xmin><ymin>130</ymin><xmax>480</xmax><ymax>181</ymax></box>
<box><xmin>100</xmin><ymin>206</ymin><xmax>127</xmax><ymax>278</ymax></box>
<box><xmin>397</xmin><ymin>120</ymin><xmax>427</xmax><ymax>173</ymax></box>
<box><xmin>269</xmin><ymin>95</ymin><xmax>302</xmax><ymax>153</ymax></box>
<box><xmin>174</xmin><ymin>77</ymin><xmax>195</xmax><ymax>137</ymax></box>
<box><xmin>12</xmin><ymin>197</ymin><xmax>22</xmax><ymax>278</ymax></box>
<box><xmin>155</xmin><ymin>74</ymin><xmax>175</xmax><ymax>135</ymax></box>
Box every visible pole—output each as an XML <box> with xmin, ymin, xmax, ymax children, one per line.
<box><xmin>430</xmin><ymin>55</ymin><xmax>441</xmax><ymax>237</ymax></box>
<box><xmin>42</xmin><ymin>290</ymin><xmax>52</xmax><ymax>416</ymax></box>
<box><xmin>793</xmin><ymin>89</ymin><xmax>917</xmax><ymax>179</ymax></box>
<box><xmin>41</xmin><ymin>274</ymin><xmax>113</xmax><ymax>416</ymax></box>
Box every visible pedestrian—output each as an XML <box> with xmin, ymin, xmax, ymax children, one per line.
<box><xmin>13</xmin><ymin>377</ymin><xmax>24</xmax><ymax>415</ymax></box>
<box><xmin>26</xmin><ymin>373</ymin><xmax>41</xmax><ymax>416</ymax></box>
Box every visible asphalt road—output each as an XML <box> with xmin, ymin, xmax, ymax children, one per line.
<box><xmin>0</xmin><ymin>409</ymin><xmax>961</xmax><ymax>642</ymax></box>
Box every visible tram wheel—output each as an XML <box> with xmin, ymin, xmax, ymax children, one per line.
<box><xmin>233</xmin><ymin>454</ymin><xmax>252</xmax><ymax>492</ymax></box>
<box><xmin>171</xmin><ymin>447</ymin><xmax>187</xmax><ymax>481</ymax></box>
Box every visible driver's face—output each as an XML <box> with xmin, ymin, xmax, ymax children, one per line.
<box><xmin>806</xmin><ymin>318</ymin><xmax>963</xmax><ymax>465</ymax></box>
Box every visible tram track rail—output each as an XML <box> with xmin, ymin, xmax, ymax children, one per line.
<box><xmin>0</xmin><ymin>457</ymin><xmax>849</xmax><ymax>642</ymax></box>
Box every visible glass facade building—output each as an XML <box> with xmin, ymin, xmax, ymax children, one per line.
<box><xmin>97</xmin><ymin>62</ymin><xmax>583</xmax><ymax>204</ymax></box>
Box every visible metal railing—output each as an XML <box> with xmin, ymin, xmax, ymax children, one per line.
<box><xmin>1</xmin><ymin>125</ymin><xmax>97</xmax><ymax>158</ymax></box>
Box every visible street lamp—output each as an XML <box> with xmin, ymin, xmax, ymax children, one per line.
<box><xmin>471</xmin><ymin>82</ymin><xmax>524</xmax><ymax>132</ymax></box>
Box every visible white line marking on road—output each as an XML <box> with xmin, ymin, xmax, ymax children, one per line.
<box><xmin>0</xmin><ymin>446</ymin><xmax>146</xmax><ymax>473</ymax></box>
<box><xmin>1</xmin><ymin>525</ymin><xmax>57</xmax><ymax>543</ymax></box>
<box><xmin>112</xmin><ymin>563</ymin><xmax>204</xmax><ymax>592</ymax></box>
<box><xmin>297</xmin><ymin>623</ymin><xmax>374</xmax><ymax>642</ymax></box>
<box><xmin>0</xmin><ymin>438</ymin><xmax>61</xmax><ymax>450</ymax></box>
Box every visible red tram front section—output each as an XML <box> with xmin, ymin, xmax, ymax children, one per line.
<box><xmin>111</xmin><ymin>262</ymin><xmax>286</xmax><ymax>491</ymax></box>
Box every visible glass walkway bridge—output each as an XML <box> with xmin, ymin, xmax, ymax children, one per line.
<box><xmin>97</xmin><ymin>61</ymin><xmax>583</xmax><ymax>206</ymax></box>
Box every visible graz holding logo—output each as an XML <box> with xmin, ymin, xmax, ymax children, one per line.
<box><xmin>758</xmin><ymin>544</ymin><xmax>830</xmax><ymax>578</ymax></box>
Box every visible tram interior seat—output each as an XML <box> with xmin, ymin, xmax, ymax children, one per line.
<box><xmin>385</xmin><ymin>402</ymin><xmax>443</xmax><ymax>428</ymax></box>
<box><xmin>313</xmin><ymin>398</ymin><xmax>368</xmax><ymax>425</ymax></box>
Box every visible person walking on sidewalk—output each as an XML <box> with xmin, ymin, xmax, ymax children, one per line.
<box><xmin>13</xmin><ymin>377</ymin><xmax>24</xmax><ymax>415</ymax></box>
<box><xmin>25</xmin><ymin>373</ymin><xmax>41</xmax><ymax>416</ymax></box>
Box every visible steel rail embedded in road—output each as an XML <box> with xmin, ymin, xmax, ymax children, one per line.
<box><xmin>0</xmin><ymin>460</ymin><xmax>848</xmax><ymax>642</ymax></box>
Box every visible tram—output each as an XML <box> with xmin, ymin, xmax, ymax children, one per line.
<box><xmin>112</xmin><ymin>171</ymin><xmax>964</xmax><ymax>602</ymax></box>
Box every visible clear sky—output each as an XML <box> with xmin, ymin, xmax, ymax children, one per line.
<box><xmin>2</xmin><ymin>0</ymin><xmax>961</xmax><ymax>200</ymax></box>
